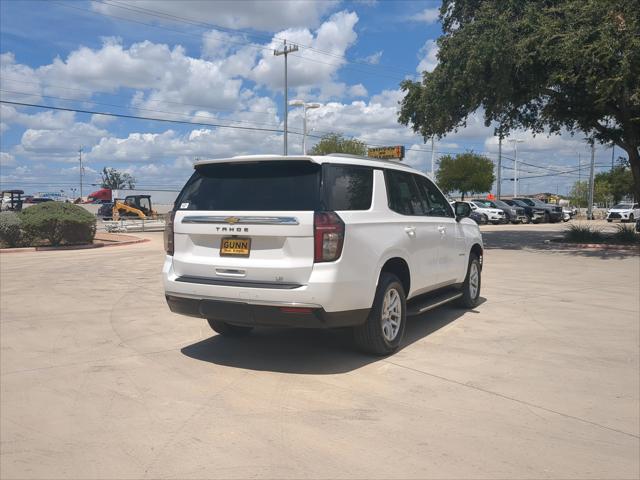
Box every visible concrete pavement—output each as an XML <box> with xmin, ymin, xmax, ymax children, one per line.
<box><xmin>1</xmin><ymin>227</ymin><xmax>638</xmax><ymax>479</ymax></box>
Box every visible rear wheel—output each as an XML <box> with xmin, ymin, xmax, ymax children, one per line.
<box><xmin>457</xmin><ymin>254</ymin><xmax>481</xmax><ymax>309</ymax></box>
<box><xmin>207</xmin><ymin>319</ymin><xmax>253</xmax><ymax>336</ymax></box>
<box><xmin>354</xmin><ymin>273</ymin><xmax>406</xmax><ymax>356</ymax></box>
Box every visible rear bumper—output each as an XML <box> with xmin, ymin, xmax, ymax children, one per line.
<box><xmin>166</xmin><ymin>294</ymin><xmax>369</xmax><ymax>328</ymax></box>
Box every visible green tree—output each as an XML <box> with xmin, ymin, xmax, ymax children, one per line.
<box><xmin>310</xmin><ymin>133</ymin><xmax>367</xmax><ymax>156</ymax></box>
<box><xmin>100</xmin><ymin>167</ymin><xmax>136</xmax><ymax>189</ymax></box>
<box><xmin>569</xmin><ymin>179</ymin><xmax>613</xmax><ymax>207</ymax></box>
<box><xmin>435</xmin><ymin>152</ymin><xmax>495</xmax><ymax>200</ymax></box>
<box><xmin>399</xmin><ymin>0</ymin><xmax>640</xmax><ymax>201</ymax></box>
<box><xmin>594</xmin><ymin>163</ymin><xmax>635</xmax><ymax>203</ymax></box>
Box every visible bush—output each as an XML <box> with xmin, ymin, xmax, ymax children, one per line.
<box><xmin>612</xmin><ymin>224</ymin><xmax>638</xmax><ymax>244</ymax></box>
<box><xmin>20</xmin><ymin>202</ymin><xmax>96</xmax><ymax>246</ymax></box>
<box><xmin>0</xmin><ymin>211</ymin><xmax>24</xmax><ymax>247</ymax></box>
<box><xmin>564</xmin><ymin>223</ymin><xmax>603</xmax><ymax>243</ymax></box>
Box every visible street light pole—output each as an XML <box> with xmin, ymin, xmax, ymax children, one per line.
<box><xmin>508</xmin><ymin>139</ymin><xmax>524</xmax><ymax>196</ymax></box>
<box><xmin>289</xmin><ymin>100</ymin><xmax>321</xmax><ymax>155</ymax></box>
<box><xmin>78</xmin><ymin>146</ymin><xmax>83</xmax><ymax>199</ymax></box>
<box><xmin>588</xmin><ymin>143</ymin><xmax>596</xmax><ymax>220</ymax></box>
<box><xmin>274</xmin><ymin>40</ymin><xmax>298</xmax><ymax>156</ymax></box>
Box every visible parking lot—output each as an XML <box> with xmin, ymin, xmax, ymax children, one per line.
<box><xmin>1</xmin><ymin>222</ymin><xmax>638</xmax><ymax>479</ymax></box>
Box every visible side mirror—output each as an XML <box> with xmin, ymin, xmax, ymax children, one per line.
<box><xmin>454</xmin><ymin>201</ymin><xmax>471</xmax><ymax>221</ymax></box>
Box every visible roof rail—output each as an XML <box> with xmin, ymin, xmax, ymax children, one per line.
<box><xmin>328</xmin><ymin>153</ymin><xmax>406</xmax><ymax>166</ymax></box>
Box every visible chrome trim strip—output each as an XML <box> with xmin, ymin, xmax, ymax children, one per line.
<box><xmin>416</xmin><ymin>293</ymin><xmax>463</xmax><ymax>314</ymax></box>
<box><xmin>175</xmin><ymin>275</ymin><xmax>302</xmax><ymax>290</ymax></box>
<box><xmin>165</xmin><ymin>292</ymin><xmax>320</xmax><ymax>309</ymax></box>
<box><xmin>181</xmin><ymin>215</ymin><xmax>299</xmax><ymax>225</ymax></box>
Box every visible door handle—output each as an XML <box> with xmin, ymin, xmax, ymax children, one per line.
<box><xmin>437</xmin><ymin>225</ymin><xmax>446</xmax><ymax>234</ymax></box>
<box><xmin>404</xmin><ymin>226</ymin><xmax>416</xmax><ymax>237</ymax></box>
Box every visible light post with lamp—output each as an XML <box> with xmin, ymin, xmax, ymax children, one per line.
<box><xmin>288</xmin><ymin>100</ymin><xmax>321</xmax><ymax>155</ymax></box>
<box><xmin>508</xmin><ymin>138</ymin><xmax>524</xmax><ymax>196</ymax></box>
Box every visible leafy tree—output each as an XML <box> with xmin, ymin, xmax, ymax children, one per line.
<box><xmin>569</xmin><ymin>179</ymin><xmax>613</xmax><ymax>207</ymax></box>
<box><xmin>310</xmin><ymin>133</ymin><xmax>367</xmax><ymax>156</ymax></box>
<box><xmin>100</xmin><ymin>167</ymin><xmax>136</xmax><ymax>189</ymax></box>
<box><xmin>436</xmin><ymin>152</ymin><xmax>495</xmax><ymax>200</ymax></box>
<box><xmin>399</xmin><ymin>0</ymin><xmax>640</xmax><ymax>201</ymax></box>
<box><xmin>594</xmin><ymin>163</ymin><xmax>635</xmax><ymax>203</ymax></box>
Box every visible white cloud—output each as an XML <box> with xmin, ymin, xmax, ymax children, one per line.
<box><xmin>417</xmin><ymin>39</ymin><xmax>439</xmax><ymax>74</ymax></box>
<box><xmin>17</xmin><ymin>123</ymin><xmax>108</xmax><ymax>162</ymax></box>
<box><xmin>91</xmin><ymin>0</ymin><xmax>339</xmax><ymax>32</ymax></box>
<box><xmin>250</xmin><ymin>11</ymin><xmax>359</xmax><ymax>93</ymax></box>
<box><xmin>0</xmin><ymin>152</ymin><xmax>16</xmax><ymax>167</ymax></box>
<box><xmin>410</xmin><ymin>8</ymin><xmax>440</xmax><ymax>24</ymax></box>
<box><xmin>362</xmin><ymin>51</ymin><xmax>383</xmax><ymax>65</ymax></box>
<box><xmin>1</xmin><ymin>105</ymin><xmax>75</xmax><ymax>130</ymax></box>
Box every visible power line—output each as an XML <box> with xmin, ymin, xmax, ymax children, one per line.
<box><xmin>95</xmin><ymin>0</ymin><xmax>416</xmax><ymax>78</ymax></box>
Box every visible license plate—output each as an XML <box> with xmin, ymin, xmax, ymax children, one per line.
<box><xmin>220</xmin><ymin>237</ymin><xmax>251</xmax><ymax>257</ymax></box>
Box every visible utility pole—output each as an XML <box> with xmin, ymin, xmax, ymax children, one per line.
<box><xmin>611</xmin><ymin>143</ymin><xmax>615</xmax><ymax>171</ymax></box>
<box><xmin>274</xmin><ymin>39</ymin><xmax>298</xmax><ymax>155</ymax></box>
<box><xmin>430</xmin><ymin>136</ymin><xmax>435</xmax><ymax>179</ymax></box>
<box><xmin>588</xmin><ymin>143</ymin><xmax>596</xmax><ymax>220</ymax></box>
<box><xmin>78</xmin><ymin>146</ymin><xmax>83</xmax><ymax>199</ymax></box>
<box><xmin>497</xmin><ymin>135</ymin><xmax>502</xmax><ymax>199</ymax></box>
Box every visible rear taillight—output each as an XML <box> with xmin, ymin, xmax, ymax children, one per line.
<box><xmin>314</xmin><ymin>211</ymin><xmax>344</xmax><ymax>263</ymax></box>
<box><xmin>164</xmin><ymin>210</ymin><xmax>175</xmax><ymax>255</ymax></box>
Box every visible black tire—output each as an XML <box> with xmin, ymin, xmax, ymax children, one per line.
<box><xmin>481</xmin><ymin>214</ymin><xmax>489</xmax><ymax>225</ymax></box>
<box><xmin>543</xmin><ymin>212</ymin><xmax>550</xmax><ymax>223</ymax></box>
<box><xmin>607</xmin><ymin>219</ymin><xmax>612</xmax><ymax>223</ymax></box>
<box><xmin>629</xmin><ymin>214</ymin><xmax>635</xmax><ymax>223</ymax></box>
<box><xmin>457</xmin><ymin>254</ymin><xmax>481</xmax><ymax>309</ymax></box>
<box><xmin>207</xmin><ymin>319</ymin><xmax>253</xmax><ymax>336</ymax></box>
<box><xmin>354</xmin><ymin>273</ymin><xmax>406</xmax><ymax>356</ymax></box>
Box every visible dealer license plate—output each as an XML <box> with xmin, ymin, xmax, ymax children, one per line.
<box><xmin>220</xmin><ymin>237</ymin><xmax>251</xmax><ymax>257</ymax></box>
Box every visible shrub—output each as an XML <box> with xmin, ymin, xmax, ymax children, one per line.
<box><xmin>564</xmin><ymin>223</ymin><xmax>603</xmax><ymax>244</ymax></box>
<box><xmin>20</xmin><ymin>202</ymin><xmax>96</xmax><ymax>246</ymax></box>
<box><xmin>612</xmin><ymin>224</ymin><xmax>638</xmax><ymax>244</ymax></box>
<box><xmin>0</xmin><ymin>211</ymin><xmax>24</xmax><ymax>247</ymax></box>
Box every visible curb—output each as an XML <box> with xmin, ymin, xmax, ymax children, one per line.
<box><xmin>548</xmin><ymin>242</ymin><xmax>640</xmax><ymax>252</ymax></box>
<box><xmin>0</xmin><ymin>236</ymin><xmax>149</xmax><ymax>254</ymax></box>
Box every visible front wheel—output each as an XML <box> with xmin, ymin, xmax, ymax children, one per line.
<box><xmin>207</xmin><ymin>319</ymin><xmax>253</xmax><ymax>336</ymax></box>
<box><xmin>457</xmin><ymin>255</ymin><xmax>481</xmax><ymax>309</ymax></box>
<box><xmin>629</xmin><ymin>214</ymin><xmax>635</xmax><ymax>223</ymax></box>
<box><xmin>354</xmin><ymin>273</ymin><xmax>406</xmax><ymax>356</ymax></box>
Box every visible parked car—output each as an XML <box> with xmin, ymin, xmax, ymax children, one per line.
<box><xmin>451</xmin><ymin>201</ymin><xmax>487</xmax><ymax>225</ymax></box>
<box><xmin>504</xmin><ymin>199</ymin><xmax>544</xmax><ymax>223</ymax></box>
<box><xmin>512</xmin><ymin>197</ymin><xmax>563</xmax><ymax>223</ymax></box>
<box><xmin>163</xmin><ymin>154</ymin><xmax>484</xmax><ymax>355</ymax></box>
<box><xmin>471</xmin><ymin>199</ymin><xmax>527</xmax><ymax>224</ymax></box>
<box><xmin>97</xmin><ymin>202</ymin><xmax>114</xmax><ymax>220</ymax></box>
<box><xmin>606</xmin><ymin>203</ymin><xmax>640</xmax><ymax>223</ymax></box>
<box><xmin>469</xmin><ymin>201</ymin><xmax>506</xmax><ymax>224</ymax></box>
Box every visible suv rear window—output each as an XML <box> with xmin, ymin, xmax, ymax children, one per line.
<box><xmin>177</xmin><ymin>161</ymin><xmax>374</xmax><ymax>212</ymax></box>
<box><xmin>179</xmin><ymin>161</ymin><xmax>321</xmax><ymax>211</ymax></box>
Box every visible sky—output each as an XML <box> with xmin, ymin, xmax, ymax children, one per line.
<box><xmin>0</xmin><ymin>0</ymin><xmax>623</xmax><ymax>197</ymax></box>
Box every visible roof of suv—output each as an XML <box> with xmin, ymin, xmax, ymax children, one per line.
<box><xmin>194</xmin><ymin>154</ymin><xmax>424</xmax><ymax>175</ymax></box>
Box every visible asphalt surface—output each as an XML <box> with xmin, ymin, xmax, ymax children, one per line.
<box><xmin>1</xmin><ymin>222</ymin><xmax>639</xmax><ymax>479</ymax></box>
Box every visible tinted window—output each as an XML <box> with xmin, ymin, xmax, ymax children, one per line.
<box><xmin>414</xmin><ymin>175</ymin><xmax>454</xmax><ymax>217</ymax></box>
<box><xmin>385</xmin><ymin>170</ymin><xmax>426</xmax><ymax>215</ymax></box>
<box><xmin>322</xmin><ymin>164</ymin><xmax>373</xmax><ymax>210</ymax></box>
<box><xmin>178</xmin><ymin>161</ymin><xmax>321</xmax><ymax>211</ymax></box>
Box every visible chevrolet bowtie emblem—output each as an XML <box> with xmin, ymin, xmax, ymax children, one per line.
<box><xmin>224</xmin><ymin>217</ymin><xmax>240</xmax><ymax>224</ymax></box>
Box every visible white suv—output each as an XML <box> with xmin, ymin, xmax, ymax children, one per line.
<box><xmin>163</xmin><ymin>154</ymin><xmax>483</xmax><ymax>355</ymax></box>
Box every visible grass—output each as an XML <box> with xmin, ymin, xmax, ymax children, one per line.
<box><xmin>612</xmin><ymin>223</ymin><xmax>638</xmax><ymax>244</ymax></box>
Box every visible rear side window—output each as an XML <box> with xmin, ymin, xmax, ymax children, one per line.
<box><xmin>384</xmin><ymin>169</ymin><xmax>426</xmax><ymax>215</ymax></box>
<box><xmin>178</xmin><ymin>161</ymin><xmax>321</xmax><ymax>211</ymax></box>
<box><xmin>322</xmin><ymin>164</ymin><xmax>373</xmax><ymax>211</ymax></box>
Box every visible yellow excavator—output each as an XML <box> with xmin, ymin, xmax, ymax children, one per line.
<box><xmin>112</xmin><ymin>195</ymin><xmax>157</xmax><ymax>220</ymax></box>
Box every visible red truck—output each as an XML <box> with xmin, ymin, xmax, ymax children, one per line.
<box><xmin>86</xmin><ymin>188</ymin><xmax>112</xmax><ymax>203</ymax></box>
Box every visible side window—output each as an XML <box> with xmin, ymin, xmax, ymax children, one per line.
<box><xmin>323</xmin><ymin>165</ymin><xmax>373</xmax><ymax>210</ymax></box>
<box><xmin>385</xmin><ymin>170</ymin><xmax>426</xmax><ymax>215</ymax></box>
<box><xmin>415</xmin><ymin>176</ymin><xmax>454</xmax><ymax>217</ymax></box>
